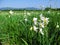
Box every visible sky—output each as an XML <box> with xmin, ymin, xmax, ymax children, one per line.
<box><xmin>0</xmin><ymin>0</ymin><xmax>60</xmax><ymax>8</ymax></box>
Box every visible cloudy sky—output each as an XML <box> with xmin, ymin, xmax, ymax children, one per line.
<box><xmin>0</xmin><ymin>0</ymin><xmax>60</xmax><ymax>8</ymax></box>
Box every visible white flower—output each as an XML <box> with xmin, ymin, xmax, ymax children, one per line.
<box><xmin>33</xmin><ymin>17</ymin><xmax>37</xmax><ymax>25</ymax></box>
<box><xmin>56</xmin><ymin>23</ymin><xmax>59</xmax><ymax>28</ymax></box>
<box><xmin>9</xmin><ymin>10</ymin><xmax>14</xmax><ymax>15</ymax></box>
<box><xmin>39</xmin><ymin>28</ymin><xmax>44</xmax><ymax>35</ymax></box>
<box><xmin>40</xmin><ymin>14</ymin><xmax>49</xmax><ymax>25</ymax></box>
<box><xmin>33</xmin><ymin>26</ymin><xmax>38</xmax><ymax>32</ymax></box>
<box><xmin>56</xmin><ymin>25</ymin><xmax>59</xmax><ymax>28</ymax></box>
<box><xmin>24</xmin><ymin>18</ymin><xmax>28</xmax><ymax>22</ymax></box>
<box><xmin>39</xmin><ymin>23</ymin><xmax>44</xmax><ymax>28</ymax></box>
<box><xmin>43</xmin><ymin>18</ymin><xmax>49</xmax><ymax>24</ymax></box>
<box><xmin>40</xmin><ymin>14</ymin><xmax>45</xmax><ymax>21</ymax></box>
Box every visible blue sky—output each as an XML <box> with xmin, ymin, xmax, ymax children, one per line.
<box><xmin>0</xmin><ymin>0</ymin><xmax>60</xmax><ymax>8</ymax></box>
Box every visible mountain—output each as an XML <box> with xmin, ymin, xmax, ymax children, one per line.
<box><xmin>0</xmin><ymin>7</ymin><xmax>40</xmax><ymax>10</ymax></box>
<box><xmin>0</xmin><ymin>7</ymin><xmax>18</xmax><ymax>10</ymax></box>
<box><xmin>24</xmin><ymin>7</ymin><xmax>40</xmax><ymax>10</ymax></box>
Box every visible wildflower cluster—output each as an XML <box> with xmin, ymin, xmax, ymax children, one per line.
<box><xmin>32</xmin><ymin>14</ymin><xmax>49</xmax><ymax>35</ymax></box>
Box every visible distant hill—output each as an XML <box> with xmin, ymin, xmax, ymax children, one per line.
<box><xmin>24</xmin><ymin>7</ymin><xmax>40</xmax><ymax>10</ymax></box>
<box><xmin>0</xmin><ymin>7</ymin><xmax>60</xmax><ymax>11</ymax></box>
<box><xmin>0</xmin><ymin>7</ymin><xmax>40</xmax><ymax>10</ymax></box>
<box><xmin>0</xmin><ymin>7</ymin><xmax>19</xmax><ymax>10</ymax></box>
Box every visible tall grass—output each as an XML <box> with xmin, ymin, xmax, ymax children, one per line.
<box><xmin>0</xmin><ymin>10</ymin><xmax>60</xmax><ymax>45</ymax></box>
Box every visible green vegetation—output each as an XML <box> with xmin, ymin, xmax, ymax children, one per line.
<box><xmin>0</xmin><ymin>10</ymin><xmax>60</xmax><ymax>45</ymax></box>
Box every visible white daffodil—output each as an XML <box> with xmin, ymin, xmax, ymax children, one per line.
<box><xmin>39</xmin><ymin>28</ymin><xmax>44</xmax><ymax>35</ymax></box>
<box><xmin>56</xmin><ymin>22</ymin><xmax>59</xmax><ymax>28</ymax></box>
<box><xmin>43</xmin><ymin>18</ymin><xmax>49</xmax><ymax>25</ymax></box>
<box><xmin>24</xmin><ymin>18</ymin><xmax>28</xmax><ymax>22</ymax></box>
<box><xmin>39</xmin><ymin>23</ymin><xmax>44</xmax><ymax>28</ymax></box>
<box><xmin>56</xmin><ymin>24</ymin><xmax>59</xmax><ymax>28</ymax></box>
<box><xmin>9</xmin><ymin>10</ymin><xmax>14</xmax><ymax>15</ymax></box>
<box><xmin>33</xmin><ymin>26</ymin><xmax>38</xmax><ymax>32</ymax></box>
<box><xmin>33</xmin><ymin>17</ymin><xmax>37</xmax><ymax>25</ymax></box>
<box><xmin>40</xmin><ymin>14</ymin><xmax>45</xmax><ymax>21</ymax></box>
<box><xmin>40</xmin><ymin>14</ymin><xmax>49</xmax><ymax>25</ymax></box>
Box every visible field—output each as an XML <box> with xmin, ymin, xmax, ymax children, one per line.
<box><xmin>0</xmin><ymin>10</ymin><xmax>60</xmax><ymax>45</ymax></box>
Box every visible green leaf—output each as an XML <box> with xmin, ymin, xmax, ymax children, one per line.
<box><xmin>21</xmin><ymin>38</ymin><xmax>28</xmax><ymax>45</ymax></box>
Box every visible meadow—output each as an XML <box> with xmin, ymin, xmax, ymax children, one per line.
<box><xmin>0</xmin><ymin>10</ymin><xmax>60</xmax><ymax>45</ymax></box>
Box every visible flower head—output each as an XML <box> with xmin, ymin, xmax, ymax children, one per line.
<box><xmin>9</xmin><ymin>10</ymin><xmax>14</xmax><ymax>15</ymax></box>
<box><xmin>39</xmin><ymin>23</ymin><xmax>44</xmax><ymax>28</ymax></box>
<box><xmin>56</xmin><ymin>22</ymin><xmax>59</xmax><ymax>28</ymax></box>
<box><xmin>33</xmin><ymin>17</ymin><xmax>37</xmax><ymax>25</ymax></box>
<box><xmin>30</xmin><ymin>27</ymin><xmax>33</xmax><ymax>31</ymax></box>
<box><xmin>40</xmin><ymin>14</ymin><xmax>49</xmax><ymax>25</ymax></box>
<box><xmin>24</xmin><ymin>18</ymin><xmax>28</xmax><ymax>22</ymax></box>
<box><xmin>33</xmin><ymin>26</ymin><xmax>38</xmax><ymax>32</ymax></box>
<box><xmin>39</xmin><ymin>28</ymin><xmax>44</xmax><ymax>35</ymax></box>
<box><xmin>43</xmin><ymin>18</ymin><xmax>49</xmax><ymax>25</ymax></box>
<box><xmin>40</xmin><ymin>14</ymin><xmax>45</xmax><ymax>21</ymax></box>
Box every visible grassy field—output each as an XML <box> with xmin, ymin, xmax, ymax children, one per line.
<box><xmin>0</xmin><ymin>10</ymin><xmax>60</xmax><ymax>45</ymax></box>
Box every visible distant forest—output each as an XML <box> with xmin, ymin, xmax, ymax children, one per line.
<box><xmin>45</xmin><ymin>7</ymin><xmax>60</xmax><ymax>11</ymax></box>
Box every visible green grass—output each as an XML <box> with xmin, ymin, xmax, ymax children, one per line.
<box><xmin>0</xmin><ymin>10</ymin><xmax>60</xmax><ymax>45</ymax></box>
